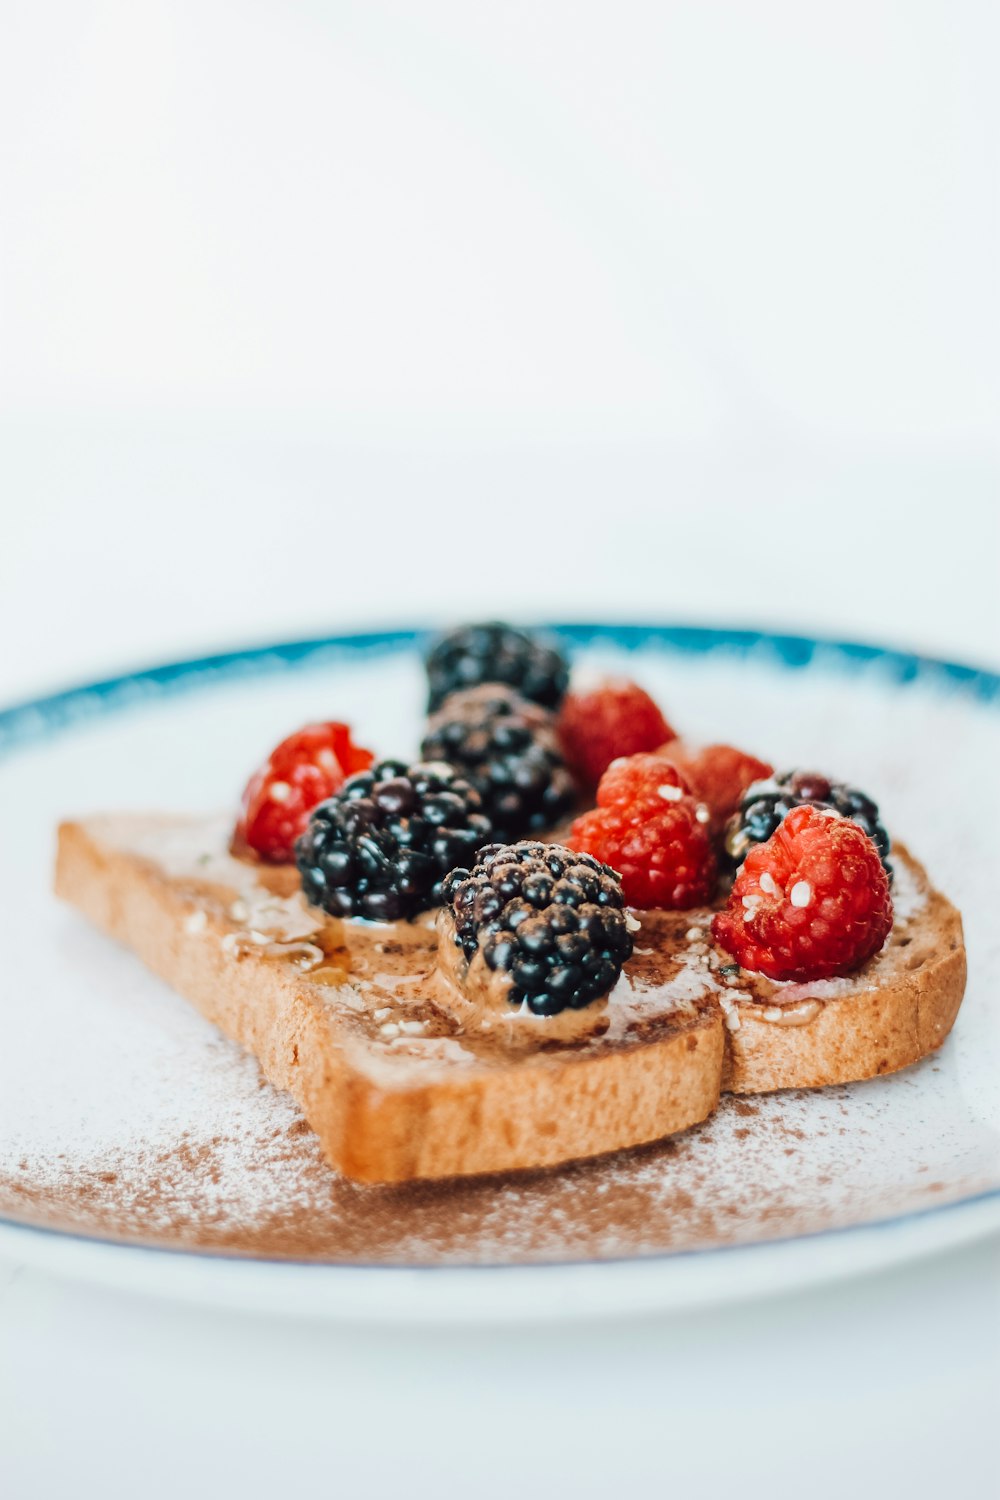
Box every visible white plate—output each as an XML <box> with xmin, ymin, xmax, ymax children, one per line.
<box><xmin>0</xmin><ymin>625</ymin><xmax>998</xmax><ymax>1322</ymax></box>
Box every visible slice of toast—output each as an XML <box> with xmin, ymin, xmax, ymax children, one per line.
<box><xmin>719</xmin><ymin>875</ymin><xmax>966</xmax><ymax>1094</ymax></box>
<box><xmin>54</xmin><ymin>813</ymin><xmax>965</xmax><ymax>1183</ymax></box>
<box><xmin>55</xmin><ymin>815</ymin><xmax>725</xmax><ymax>1183</ymax></box>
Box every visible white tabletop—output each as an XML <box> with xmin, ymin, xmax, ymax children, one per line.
<box><xmin>0</xmin><ymin>1237</ymin><xmax>997</xmax><ymax>1499</ymax></box>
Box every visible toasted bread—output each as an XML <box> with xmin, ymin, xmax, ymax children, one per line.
<box><xmin>720</xmin><ymin>877</ymin><xmax>966</xmax><ymax>1094</ymax></box>
<box><xmin>54</xmin><ymin>813</ymin><xmax>965</xmax><ymax>1183</ymax></box>
<box><xmin>55</xmin><ymin>815</ymin><xmax>725</xmax><ymax>1183</ymax></box>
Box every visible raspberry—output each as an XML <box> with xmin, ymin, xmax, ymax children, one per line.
<box><xmin>663</xmin><ymin>742</ymin><xmax>773</xmax><ymax>832</ymax></box>
<box><xmin>725</xmin><ymin>769</ymin><xmax>891</xmax><ymax>874</ymax></box>
<box><xmin>594</xmin><ymin>752</ymin><xmax>693</xmax><ymax>807</ymax></box>
<box><xmin>426</xmin><ymin>622</ymin><xmax>569</xmax><ymax>712</ymax></box>
<box><xmin>568</xmin><ymin>753</ymin><xmax>716</xmax><ymax>909</ymax></box>
<box><xmin>420</xmin><ymin>684</ymin><xmax>578</xmax><ymax>840</ymax></box>
<box><xmin>235</xmin><ymin>722</ymin><xmax>374</xmax><ymax>863</ymax></box>
<box><xmin>442</xmin><ymin>842</ymin><xmax>632</xmax><ymax>1016</ymax></box>
<box><xmin>712</xmin><ymin>804</ymin><xmax>893</xmax><ymax>982</ymax></box>
<box><xmin>558</xmin><ymin>680</ymin><xmax>676</xmax><ymax>786</ymax></box>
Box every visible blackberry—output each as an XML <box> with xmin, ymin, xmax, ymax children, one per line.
<box><xmin>724</xmin><ymin>770</ymin><xmax>892</xmax><ymax>875</ymax></box>
<box><xmin>426</xmin><ymin>621</ymin><xmax>570</xmax><ymax>712</ymax></box>
<box><xmin>295</xmin><ymin>759</ymin><xmax>493</xmax><ymax>921</ymax></box>
<box><xmin>442</xmin><ymin>841</ymin><xmax>633</xmax><ymax>1016</ymax></box>
<box><xmin>421</xmin><ymin>684</ymin><xmax>578</xmax><ymax>841</ymax></box>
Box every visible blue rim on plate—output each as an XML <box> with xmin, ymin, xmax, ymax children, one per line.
<box><xmin>1</xmin><ymin>621</ymin><xmax>997</xmax><ymax>1275</ymax></box>
<box><xmin>1</xmin><ymin>621</ymin><xmax>997</xmax><ymax>759</ymax></box>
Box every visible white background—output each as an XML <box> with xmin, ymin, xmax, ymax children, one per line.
<box><xmin>1</xmin><ymin>0</ymin><xmax>998</xmax><ymax>699</ymax></box>
<box><xmin>0</xmin><ymin>3</ymin><xmax>998</xmax><ymax>1497</ymax></box>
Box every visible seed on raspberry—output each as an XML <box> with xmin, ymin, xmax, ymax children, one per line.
<box><xmin>712</xmin><ymin>803</ymin><xmax>893</xmax><ymax>982</ymax></box>
<box><xmin>295</xmin><ymin>759</ymin><xmax>492</xmax><ymax>921</ymax></box>
<box><xmin>420</xmin><ymin>684</ymin><xmax>578</xmax><ymax>840</ymax></box>
<box><xmin>234</xmin><ymin>722</ymin><xmax>374</xmax><ymax>863</ymax></box>
<box><xmin>725</xmin><ymin>769</ymin><xmax>891</xmax><ymax>874</ymax></box>
<box><xmin>567</xmin><ymin>753</ymin><xmax>717</xmax><ymax>909</ymax></box>
<box><xmin>442</xmin><ymin>842</ymin><xmax>632</xmax><ymax>1015</ymax></box>
<box><xmin>558</xmin><ymin>680</ymin><xmax>676</xmax><ymax>786</ymax></box>
<box><xmin>425</xmin><ymin>622</ymin><xmax>569</xmax><ymax>712</ymax></box>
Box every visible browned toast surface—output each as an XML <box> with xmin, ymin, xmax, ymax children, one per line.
<box><xmin>55</xmin><ymin>815</ymin><xmax>724</xmax><ymax>1181</ymax></box>
<box><xmin>54</xmin><ymin>813</ymin><xmax>965</xmax><ymax>1182</ymax></box>
<box><xmin>719</xmin><ymin>878</ymin><xmax>966</xmax><ymax>1094</ymax></box>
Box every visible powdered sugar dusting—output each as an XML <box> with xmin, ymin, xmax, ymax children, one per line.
<box><xmin>889</xmin><ymin>849</ymin><xmax>930</xmax><ymax>925</ymax></box>
<box><xmin>0</xmin><ymin>641</ymin><xmax>996</xmax><ymax>1266</ymax></box>
<box><xmin>605</xmin><ymin>942</ymin><xmax>716</xmax><ymax>1037</ymax></box>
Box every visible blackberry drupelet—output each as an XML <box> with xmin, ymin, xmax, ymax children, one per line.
<box><xmin>425</xmin><ymin>621</ymin><xmax>570</xmax><ymax>712</ymax></box>
<box><xmin>724</xmin><ymin>770</ymin><xmax>892</xmax><ymax>874</ymax></box>
<box><xmin>442</xmin><ymin>841</ymin><xmax>633</xmax><ymax>1016</ymax></box>
<box><xmin>295</xmin><ymin>759</ymin><xmax>493</xmax><ymax>921</ymax></box>
<box><xmin>421</xmin><ymin>684</ymin><xmax>578</xmax><ymax>841</ymax></box>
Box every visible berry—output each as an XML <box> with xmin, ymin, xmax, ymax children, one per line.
<box><xmin>663</xmin><ymin>742</ymin><xmax>774</xmax><ymax>832</ymax></box>
<box><xmin>420</xmin><ymin>684</ymin><xmax>578</xmax><ymax>841</ymax></box>
<box><xmin>426</xmin><ymin>621</ymin><xmax>569</xmax><ymax>712</ymax></box>
<box><xmin>592</xmin><ymin>752</ymin><xmax>693</xmax><ymax>806</ymax></box>
<box><xmin>442</xmin><ymin>842</ymin><xmax>633</xmax><ymax>1016</ymax></box>
<box><xmin>712</xmin><ymin>804</ymin><xmax>893</xmax><ymax>981</ymax></box>
<box><xmin>558</xmin><ymin>679</ymin><xmax>676</xmax><ymax>786</ymax></box>
<box><xmin>235</xmin><ymin>722</ymin><xmax>374</xmax><ymax>863</ymax></box>
<box><xmin>295</xmin><ymin>760</ymin><xmax>492</xmax><ymax>921</ymax></box>
<box><xmin>725</xmin><ymin>769</ymin><xmax>891</xmax><ymax>874</ymax></box>
<box><xmin>568</xmin><ymin>753</ymin><xmax>717</xmax><ymax>909</ymax></box>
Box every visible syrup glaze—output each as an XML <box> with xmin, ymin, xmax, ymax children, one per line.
<box><xmin>94</xmin><ymin>812</ymin><xmax>930</xmax><ymax>1074</ymax></box>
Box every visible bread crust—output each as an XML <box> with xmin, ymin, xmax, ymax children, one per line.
<box><xmin>55</xmin><ymin>819</ymin><xmax>723</xmax><ymax>1183</ymax></box>
<box><xmin>722</xmin><ymin>885</ymin><xmax>966</xmax><ymax>1093</ymax></box>
<box><xmin>54</xmin><ymin>817</ymin><xmax>966</xmax><ymax>1183</ymax></box>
